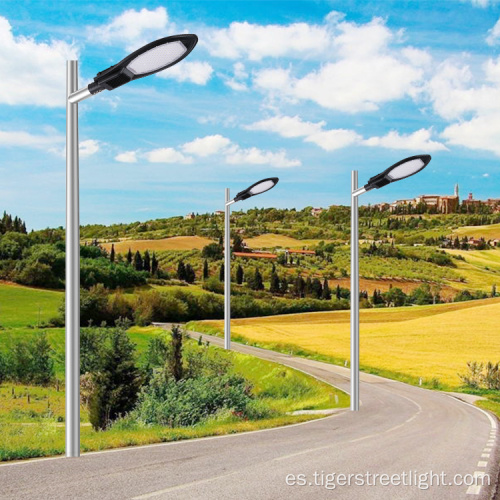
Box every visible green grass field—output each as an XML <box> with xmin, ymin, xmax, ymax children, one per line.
<box><xmin>0</xmin><ymin>282</ymin><xmax>62</xmax><ymax>328</ymax></box>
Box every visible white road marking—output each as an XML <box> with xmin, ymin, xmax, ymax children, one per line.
<box><xmin>466</xmin><ymin>471</ymin><xmax>487</xmax><ymax>495</ymax></box>
<box><xmin>484</xmin><ymin>448</ymin><xmax>492</xmax><ymax>452</ymax></box>
<box><xmin>477</xmin><ymin>461</ymin><xmax>488</xmax><ymax>467</ymax></box>
<box><xmin>481</xmin><ymin>453</ymin><xmax>490</xmax><ymax>458</ymax></box>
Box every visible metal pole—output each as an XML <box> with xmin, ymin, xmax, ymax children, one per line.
<box><xmin>350</xmin><ymin>171</ymin><xmax>359</xmax><ymax>411</ymax></box>
<box><xmin>66</xmin><ymin>60</ymin><xmax>80</xmax><ymax>456</ymax></box>
<box><xmin>224</xmin><ymin>188</ymin><xmax>231</xmax><ymax>350</ymax></box>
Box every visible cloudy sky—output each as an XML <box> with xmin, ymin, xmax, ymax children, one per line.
<box><xmin>1</xmin><ymin>0</ymin><xmax>500</xmax><ymax>229</ymax></box>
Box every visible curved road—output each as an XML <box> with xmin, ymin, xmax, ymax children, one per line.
<box><xmin>0</xmin><ymin>329</ymin><xmax>498</xmax><ymax>500</ymax></box>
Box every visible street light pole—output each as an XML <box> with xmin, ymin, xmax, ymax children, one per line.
<box><xmin>224</xmin><ymin>188</ymin><xmax>232</xmax><ymax>350</ymax></box>
<box><xmin>350</xmin><ymin>171</ymin><xmax>359</xmax><ymax>412</ymax></box>
<box><xmin>348</xmin><ymin>155</ymin><xmax>431</xmax><ymax>412</ymax></box>
<box><xmin>222</xmin><ymin>178</ymin><xmax>279</xmax><ymax>350</ymax></box>
<box><xmin>64</xmin><ymin>34</ymin><xmax>198</xmax><ymax>457</ymax></box>
<box><xmin>66</xmin><ymin>60</ymin><xmax>80</xmax><ymax>457</ymax></box>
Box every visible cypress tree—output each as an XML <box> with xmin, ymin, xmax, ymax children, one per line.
<box><xmin>110</xmin><ymin>244</ymin><xmax>115</xmax><ymax>263</ymax></box>
<box><xmin>219</xmin><ymin>263</ymin><xmax>224</xmax><ymax>282</ymax></box>
<box><xmin>203</xmin><ymin>259</ymin><xmax>209</xmax><ymax>280</ymax></box>
<box><xmin>185</xmin><ymin>263</ymin><xmax>196</xmax><ymax>283</ymax></box>
<box><xmin>280</xmin><ymin>276</ymin><xmax>288</xmax><ymax>295</ymax></box>
<box><xmin>177</xmin><ymin>261</ymin><xmax>187</xmax><ymax>281</ymax></box>
<box><xmin>311</xmin><ymin>278</ymin><xmax>323</xmax><ymax>299</ymax></box>
<box><xmin>322</xmin><ymin>278</ymin><xmax>331</xmax><ymax>300</ymax></box>
<box><xmin>236</xmin><ymin>264</ymin><xmax>244</xmax><ymax>284</ymax></box>
<box><xmin>151</xmin><ymin>252</ymin><xmax>159</xmax><ymax>276</ymax></box>
<box><xmin>126</xmin><ymin>248</ymin><xmax>133</xmax><ymax>265</ymax></box>
<box><xmin>143</xmin><ymin>250</ymin><xmax>151</xmax><ymax>273</ymax></box>
<box><xmin>252</xmin><ymin>268</ymin><xmax>264</xmax><ymax>291</ymax></box>
<box><xmin>270</xmin><ymin>272</ymin><xmax>280</xmax><ymax>294</ymax></box>
<box><xmin>336</xmin><ymin>284</ymin><xmax>341</xmax><ymax>300</ymax></box>
<box><xmin>133</xmin><ymin>251</ymin><xmax>143</xmax><ymax>271</ymax></box>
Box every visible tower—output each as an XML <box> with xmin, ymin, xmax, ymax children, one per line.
<box><xmin>454</xmin><ymin>183</ymin><xmax>459</xmax><ymax>199</ymax></box>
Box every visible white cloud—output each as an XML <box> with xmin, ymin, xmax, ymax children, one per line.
<box><xmin>115</xmin><ymin>150</ymin><xmax>138</xmax><ymax>163</ymax></box>
<box><xmin>441</xmin><ymin>113</ymin><xmax>500</xmax><ymax>156</ymax></box>
<box><xmin>79</xmin><ymin>140</ymin><xmax>101</xmax><ymax>158</ymax></box>
<box><xmin>88</xmin><ymin>7</ymin><xmax>169</xmax><ymax>52</ymax></box>
<box><xmin>483</xmin><ymin>173</ymin><xmax>490</xmax><ymax>177</ymax></box>
<box><xmin>182</xmin><ymin>134</ymin><xmax>231</xmax><ymax>156</ymax></box>
<box><xmin>363</xmin><ymin>129</ymin><xmax>448</xmax><ymax>152</ymax></box>
<box><xmin>0</xmin><ymin>129</ymin><xmax>63</xmax><ymax>148</ymax></box>
<box><xmin>116</xmin><ymin>134</ymin><xmax>300</xmax><ymax>168</ymax></box>
<box><xmin>246</xmin><ymin>115</ymin><xmax>360</xmax><ymax>151</ymax></box>
<box><xmin>158</xmin><ymin>61</ymin><xmax>214</xmax><ymax>85</ymax></box>
<box><xmin>205</xmin><ymin>20</ymin><xmax>331</xmax><ymax>60</ymax></box>
<box><xmin>145</xmin><ymin>148</ymin><xmax>192</xmax><ymax>164</ymax></box>
<box><xmin>0</xmin><ymin>17</ymin><xmax>78</xmax><ymax>107</ymax></box>
<box><xmin>225</xmin><ymin>147</ymin><xmax>301</xmax><ymax>168</ymax></box>
<box><xmin>305</xmin><ymin>129</ymin><xmax>361</xmax><ymax>151</ymax></box>
<box><xmin>246</xmin><ymin>115</ymin><xmax>323</xmax><ymax>138</ymax></box>
<box><xmin>487</xmin><ymin>18</ymin><xmax>500</xmax><ymax>45</ymax></box>
<box><xmin>253</xmin><ymin>17</ymin><xmax>426</xmax><ymax>113</ymax></box>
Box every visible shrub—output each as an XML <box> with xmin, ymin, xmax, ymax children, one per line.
<box><xmin>133</xmin><ymin>372</ymin><xmax>253</xmax><ymax>427</ymax></box>
<box><xmin>202</xmin><ymin>276</ymin><xmax>224</xmax><ymax>295</ymax></box>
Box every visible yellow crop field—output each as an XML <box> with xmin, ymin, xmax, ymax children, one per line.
<box><xmin>452</xmin><ymin>223</ymin><xmax>500</xmax><ymax>239</ymax></box>
<box><xmin>101</xmin><ymin>236</ymin><xmax>213</xmax><ymax>253</ymax></box>
<box><xmin>245</xmin><ymin>233</ymin><xmax>334</xmax><ymax>249</ymax></box>
<box><xmin>201</xmin><ymin>297</ymin><xmax>500</xmax><ymax>388</ymax></box>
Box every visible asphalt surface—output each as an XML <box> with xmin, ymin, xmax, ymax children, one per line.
<box><xmin>0</xmin><ymin>327</ymin><xmax>498</xmax><ymax>500</ymax></box>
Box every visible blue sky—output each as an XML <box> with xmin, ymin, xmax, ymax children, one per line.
<box><xmin>1</xmin><ymin>0</ymin><xmax>500</xmax><ymax>229</ymax></box>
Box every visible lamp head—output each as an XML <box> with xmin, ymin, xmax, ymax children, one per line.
<box><xmin>364</xmin><ymin>154</ymin><xmax>431</xmax><ymax>191</ymax></box>
<box><xmin>88</xmin><ymin>34</ymin><xmax>198</xmax><ymax>95</ymax></box>
<box><xmin>233</xmin><ymin>177</ymin><xmax>279</xmax><ymax>203</ymax></box>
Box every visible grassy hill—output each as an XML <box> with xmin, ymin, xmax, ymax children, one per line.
<box><xmin>194</xmin><ymin>297</ymin><xmax>500</xmax><ymax>389</ymax></box>
<box><xmin>452</xmin><ymin>223</ymin><xmax>500</xmax><ymax>239</ymax></box>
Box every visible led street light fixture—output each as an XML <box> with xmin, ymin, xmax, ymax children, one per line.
<box><xmin>364</xmin><ymin>155</ymin><xmax>431</xmax><ymax>191</ymax></box>
<box><xmin>87</xmin><ymin>34</ymin><xmax>198</xmax><ymax>95</ymax></box>
<box><xmin>233</xmin><ymin>178</ymin><xmax>279</xmax><ymax>203</ymax></box>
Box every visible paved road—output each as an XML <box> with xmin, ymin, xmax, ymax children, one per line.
<box><xmin>0</xmin><ymin>328</ymin><xmax>498</xmax><ymax>500</ymax></box>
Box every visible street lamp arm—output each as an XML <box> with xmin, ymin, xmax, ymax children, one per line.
<box><xmin>68</xmin><ymin>85</ymin><xmax>94</xmax><ymax>104</ymax></box>
<box><xmin>352</xmin><ymin>186</ymin><xmax>367</xmax><ymax>198</ymax></box>
<box><xmin>225</xmin><ymin>199</ymin><xmax>236</xmax><ymax>207</ymax></box>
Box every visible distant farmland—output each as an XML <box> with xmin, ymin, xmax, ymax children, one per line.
<box><xmin>245</xmin><ymin>233</ymin><xmax>335</xmax><ymax>249</ymax></box>
<box><xmin>101</xmin><ymin>236</ymin><xmax>213</xmax><ymax>253</ymax></box>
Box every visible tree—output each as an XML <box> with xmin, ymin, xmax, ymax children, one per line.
<box><xmin>493</xmin><ymin>284</ymin><xmax>497</xmax><ymax>298</ymax></box>
<box><xmin>185</xmin><ymin>263</ymin><xmax>196</xmax><ymax>283</ymax></box>
<box><xmin>143</xmin><ymin>250</ymin><xmax>151</xmax><ymax>273</ymax></box>
<box><xmin>236</xmin><ymin>264</ymin><xmax>244</xmax><ymax>285</ymax></box>
<box><xmin>201</xmin><ymin>243</ymin><xmax>223</xmax><ymax>260</ymax></box>
<box><xmin>305</xmin><ymin>277</ymin><xmax>313</xmax><ymax>297</ymax></box>
<box><xmin>336</xmin><ymin>284</ymin><xmax>341</xmax><ymax>300</ymax></box>
<box><xmin>151</xmin><ymin>252</ymin><xmax>159</xmax><ymax>276</ymax></box>
<box><xmin>30</xmin><ymin>333</ymin><xmax>55</xmax><ymax>386</ymax></box>
<box><xmin>219</xmin><ymin>263</ymin><xmax>224</xmax><ymax>282</ymax></box>
<box><xmin>88</xmin><ymin>323</ymin><xmax>141</xmax><ymax>430</ymax></box>
<box><xmin>167</xmin><ymin>325</ymin><xmax>184</xmax><ymax>381</ymax></box>
<box><xmin>177</xmin><ymin>261</ymin><xmax>187</xmax><ymax>281</ymax></box>
<box><xmin>250</xmin><ymin>268</ymin><xmax>264</xmax><ymax>291</ymax></box>
<box><xmin>270</xmin><ymin>272</ymin><xmax>280</xmax><ymax>294</ymax></box>
<box><xmin>133</xmin><ymin>251</ymin><xmax>143</xmax><ymax>271</ymax></box>
<box><xmin>232</xmin><ymin>234</ymin><xmax>244</xmax><ymax>253</ymax></box>
<box><xmin>110</xmin><ymin>244</ymin><xmax>115</xmax><ymax>263</ymax></box>
<box><xmin>311</xmin><ymin>278</ymin><xmax>323</xmax><ymax>299</ymax></box>
<box><xmin>203</xmin><ymin>259</ymin><xmax>209</xmax><ymax>280</ymax></box>
<box><xmin>280</xmin><ymin>276</ymin><xmax>289</xmax><ymax>295</ymax></box>
<box><xmin>126</xmin><ymin>248</ymin><xmax>133</xmax><ymax>265</ymax></box>
<box><xmin>294</xmin><ymin>276</ymin><xmax>306</xmax><ymax>298</ymax></box>
<box><xmin>321</xmin><ymin>278</ymin><xmax>331</xmax><ymax>300</ymax></box>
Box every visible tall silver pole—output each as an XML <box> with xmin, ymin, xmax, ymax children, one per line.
<box><xmin>224</xmin><ymin>188</ymin><xmax>231</xmax><ymax>350</ymax></box>
<box><xmin>66</xmin><ymin>60</ymin><xmax>80</xmax><ymax>456</ymax></box>
<box><xmin>350</xmin><ymin>170</ymin><xmax>359</xmax><ymax>411</ymax></box>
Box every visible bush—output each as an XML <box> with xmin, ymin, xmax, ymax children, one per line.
<box><xmin>202</xmin><ymin>276</ymin><xmax>224</xmax><ymax>295</ymax></box>
<box><xmin>133</xmin><ymin>372</ymin><xmax>253</xmax><ymax>427</ymax></box>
